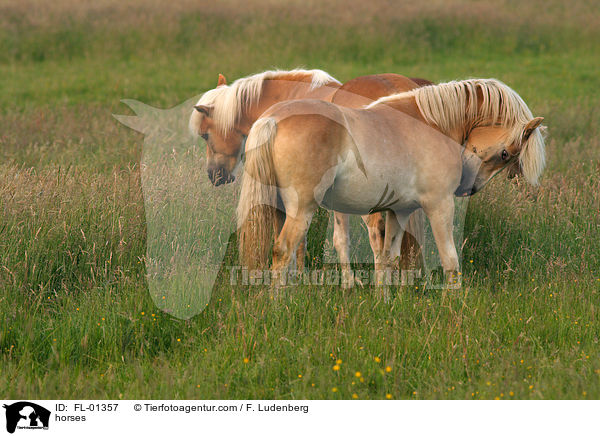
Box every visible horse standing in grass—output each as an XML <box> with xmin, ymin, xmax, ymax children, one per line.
<box><xmin>328</xmin><ymin>74</ymin><xmax>432</xmax><ymax>283</ymax></box>
<box><xmin>237</xmin><ymin>79</ymin><xmax>545</xmax><ymax>289</ymax></box>
<box><xmin>189</xmin><ymin>70</ymin><xmax>429</xmax><ymax>280</ymax></box>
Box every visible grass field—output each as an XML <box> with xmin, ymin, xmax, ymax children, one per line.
<box><xmin>1</xmin><ymin>0</ymin><xmax>599</xmax><ymax>399</ymax></box>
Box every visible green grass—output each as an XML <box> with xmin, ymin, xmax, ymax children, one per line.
<box><xmin>1</xmin><ymin>0</ymin><xmax>599</xmax><ymax>399</ymax></box>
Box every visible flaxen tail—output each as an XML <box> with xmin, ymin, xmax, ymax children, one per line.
<box><xmin>237</xmin><ymin>117</ymin><xmax>278</xmax><ymax>270</ymax></box>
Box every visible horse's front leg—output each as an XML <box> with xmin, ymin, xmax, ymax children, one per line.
<box><xmin>422</xmin><ymin>197</ymin><xmax>460</xmax><ymax>288</ymax></box>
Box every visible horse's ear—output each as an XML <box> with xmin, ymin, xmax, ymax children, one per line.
<box><xmin>194</xmin><ymin>105</ymin><xmax>210</xmax><ymax>116</ymax></box>
<box><xmin>523</xmin><ymin>117</ymin><xmax>544</xmax><ymax>141</ymax></box>
<box><xmin>217</xmin><ymin>74</ymin><xmax>227</xmax><ymax>86</ymax></box>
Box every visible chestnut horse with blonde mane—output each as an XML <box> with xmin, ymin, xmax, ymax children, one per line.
<box><xmin>189</xmin><ymin>69</ymin><xmax>431</xmax><ymax>283</ymax></box>
<box><xmin>237</xmin><ymin>78</ymin><xmax>546</xmax><ymax>288</ymax></box>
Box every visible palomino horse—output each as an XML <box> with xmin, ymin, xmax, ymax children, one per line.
<box><xmin>237</xmin><ymin>79</ymin><xmax>546</xmax><ymax>288</ymax></box>
<box><xmin>328</xmin><ymin>74</ymin><xmax>432</xmax><ymax>284</ymax></box>
<box><xmin>190</xmin><ymin>69</ymin><xmax>341</xmax><ymax>186</ymax></box>
<box><xmin>189</xmin><ymin>70</ymin><xmax>429</xmax><ymax>279</ymax></box>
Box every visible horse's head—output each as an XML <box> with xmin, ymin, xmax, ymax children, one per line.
<box><xmin>503</xmin><ymin>124</ymin><xmax>548</xmax><ymax>180</ymax></box>
<box><xmin>463</xmin><ymin>116</ymin><xmax>545</xmax><ymax>194</ymax></box>
<box><xmin>189</xmin><ymin>74</ymin><xmax>246</xmax><ymax>186</ymax></box>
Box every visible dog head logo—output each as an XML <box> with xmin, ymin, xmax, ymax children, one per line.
<box><xmin>3</xmin><ymin>402</ymin><xmax>50</xmax><ymax>434</ymax></box>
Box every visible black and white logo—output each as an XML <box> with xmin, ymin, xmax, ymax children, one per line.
<box><xmin>3</xmin><ymin>402</ymin><xmax>50</xmax><ymax>434</ymax></box>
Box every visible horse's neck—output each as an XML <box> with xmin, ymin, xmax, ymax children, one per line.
<box><xmin>374</xmin><ymin>96</ymin><xmax>465</xmax><ymax>144</ymax></box>
<box><xmin>238</xmin><ymin>79</ymin><xmax>339</xmax><ymax>133</ymax></box>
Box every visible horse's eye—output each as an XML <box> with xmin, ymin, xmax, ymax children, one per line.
<box><xmin>201</xmin><ymin>133</ymin><xmax>208</xmax><ymax>141</ymax></box>
<box><xmin>501</xmin><ymin>149</ymin><xmax>509</xmax><ymax>160</ymax></box>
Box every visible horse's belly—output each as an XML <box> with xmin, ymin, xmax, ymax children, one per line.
<box><xmin>319</xmin><ymin>164</ymin><xmax>418</xmax><ymax>215</ymax></box>
<box><xmin>320</xmin><ymin>183</ymin><xmax>376</xmax><ymax>215</ymax></box>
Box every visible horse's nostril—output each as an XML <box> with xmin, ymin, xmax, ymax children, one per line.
<box><xmin>207</xmin><ymin>168</ymin><xmax>218</xmax><ymax>184</ymax></box>
<box><xmin>208</xmin><ymin>168</ymin><xmax>234</xmax><ymax>186</ymax></box>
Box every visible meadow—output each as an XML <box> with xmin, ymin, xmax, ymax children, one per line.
<box><xmin>0</xmin><ymin>0</ymin><xmax>599</xmax><ymax>399</ymax></box>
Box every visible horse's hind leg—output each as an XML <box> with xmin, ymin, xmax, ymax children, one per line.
<box><xmin>333</xmin><ymin>212</ymin><xmax>354</xmax><ymax>288</ymax></box>
<box><xmin>274</xmin><ymin>208</ymin><xmax>285</xmax><ymax>237</ymax></box>
<box><xmin>273</xmin><ymin>203</ymin><xmax>306</xmax><ymax>273</ymax></box>
<box><xmin>273</xmin><ymin>207</ymin><xmax>303</xmax><ymax>273</ymax></box>
<box><xmin>363</xmin><ymin>213</ymin><xmax>385</xmax><ymax>269</ymax></box>
<box><xmin>295</xmin><ymin>236</ymin><xmax>307</xmax><ymax>272</ymax></box>
<box><xmin>422</xmin><ymin>196</ymin><xmax>460</xmax><ymax>288</ymax></box>
<box><xmin>271</xmin><ymin>206</ymin><xmax>317</xmax><ymax>289</ymax></box>
<box><xmin>399</xmin><ymin>209</ymin><xmax>425</xmax><ymax>274</ymax></box>
<box><xmin>376</xmin><ymin>211</ymin><xmax>409</xmax><ymax>300</ymax></box>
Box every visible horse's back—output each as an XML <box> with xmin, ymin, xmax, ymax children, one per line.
<box><xmin>332</xmin><ymin>74</ymin><xmax>421</xmax><ymax>108</ymax></box>
<box><xmin>261</xmin><ymin>98</ymin><xmax>350</xmax><ymax>129</ymax></box>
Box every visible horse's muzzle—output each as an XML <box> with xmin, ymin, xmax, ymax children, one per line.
<box><xmin>208</xmin><ymin>168</ymin><xmax>235</xmax><ymax>186</ymax></box>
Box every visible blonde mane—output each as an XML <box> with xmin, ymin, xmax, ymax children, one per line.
<box><xmin>191</xmin><ymin>69</ymin><xmax>340</xmax><ymax>135</ymax></box>
<box><xmin>368</xmin><ymin>79</ymin><xmax>546</xmax><ymax>185</ymax></box>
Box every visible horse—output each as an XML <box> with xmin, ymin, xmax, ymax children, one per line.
<box><xmin>189</xmin><ymin>69</ymin><xmax>341</xmax><ymax>186</ymax></box>
<box><xmin>327</xmin><ymin>74</ymin><xmax>432</xmax><ymax>284</ymax></box>
<box><xmin>236</xmin><ymin>78</ymin><xmax>546</xmax><ymax>290</ymax></box>
<box><xmin>189</xmin><ymin>70</ymin><xmax>430</xmax><ymax>281</ymax></box>
<box><xmin>330</xmin><ymin>75</ymin><xmax>537</xmax><ymax>283</ymax></box>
